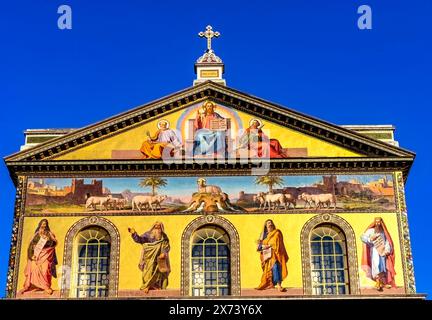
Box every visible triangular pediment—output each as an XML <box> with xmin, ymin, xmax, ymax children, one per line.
<box><xmin>4</xmin><ymin>81</ymin><xmax>415</xmax><ymax>163</ymax></box>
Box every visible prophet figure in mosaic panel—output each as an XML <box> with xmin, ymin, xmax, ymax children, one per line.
<box><xmin>360</xmin><ymin>217</ymin><xmax>396</xmax><ymax>291</ymax></box>
<box><xmin>256</xmin><ymin>219</ymin><xmax>289</xmax><ymax>292</ymax></box>
<box><xmin>20</xmin><ymin>219</ymin><xmax>58</xmax><ymax>295</ymax></box>
<box><xmin>128</xmin><ymin>221</ymin><xmax>171</xmax><ymax>293</ymax></box>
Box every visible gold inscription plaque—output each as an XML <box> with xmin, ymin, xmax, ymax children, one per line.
<box><xmin>200</xmin><ymin>70</ymin><xmax>219</xmax><ymax>78</ymax></box>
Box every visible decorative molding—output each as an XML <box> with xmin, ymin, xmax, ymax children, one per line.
<box><xmin>5</xmin><ymin>176</ymin><xmax>27</xmax><ymax>298</ymax></box>
<box><xmin>208</xmin><ymin>84</ymin><xmax>414</xmax><ymax>157</ymax></box>
<box><xmin>2</xmin><ymin>77</ymin><xmax>417</xmax><ymax>303</ymax></box>
<box><xmin>17</xmin><ymin>168</ymin><xmax>404</xmax><ymax>178</ymax></box>
<box><xmin>301</xmin><ymin>213</ymin><xmax>360</xmax><ymax>295</ymax></box>
<box><xmin>395</xmin><ymin>171</ymin><xmax>416</xmax><ymax>293</ymax></box>
<box><xmin>60</xmin><ymin>216</ymin><xmax>120</xmax><ymax>298</ymax></box>
<box><xmin>6</xmin><ymin>171</ymin><xmax>417</xmax><ymax>299</ymax></box>
<box><xmin>5</xmin><ymin>82</ymin><xmax>414</xmax><ymax>165</ymax></box>
<box><xmin>7</xmin><ymin>162</ymin><xmax>412</xmax><ymax>187</ymax></box>
<box><xmin>6</xmin><ymin>85</ymin><xmax>210</xmax><ymax>162</ymax></box>
<box><xmin>181</xmin><ymin>215</ymin><xmax>241</xmax><ymax>296</ymax></box>
<box><xmin>25</xmin><ymin>208</ymin><xmax>398</xmax><ymax>218</ymax></box>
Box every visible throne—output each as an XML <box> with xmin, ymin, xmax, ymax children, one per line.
<box><xmin>185</xmin><ymin>118</ymin><xmax>233</xmax><ymax>158</ymax></box>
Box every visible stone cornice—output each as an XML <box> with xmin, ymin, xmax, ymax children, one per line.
<box><xmin>4</xmin><ymin>81</ymin><xmax>415</xmax><ymax>185</ymax></box>
<box><xmin>5</xmin><ymin>157</ymin><xmax>412</xmax><ymax>187</ymax></box>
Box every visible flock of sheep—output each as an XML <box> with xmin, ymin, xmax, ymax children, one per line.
<box><xmin>84</xmin><ymin>191</ymin><xmax>337</xmax><ymax>212</ymax></box>
<box><xmin>85</xmin><ymin>194</ymin><xmax>167</xmax><ymax>212</ymax></box>
<box><xmin>253</xmin><ymin>192</ymin><xmax>337</xmax><ymax>210</ymax></box>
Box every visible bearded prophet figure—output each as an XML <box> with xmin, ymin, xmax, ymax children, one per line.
<box><xmin>256</xmin><ymin>219</ymin><xmax>289</xmax><ymax>292</ymax></box>
<box><xmin>140</xmin><ymin>120</ymin><xmax>182</xmax><ymax>159</ymax></box>
<box><xmin>21</xmin><ymin>219</ymin><xmax>58</xmax><ymax>295</ymax></box>
<box><xmin>238</xmin><ymin>119</ymin><xmax>287</xmax><ymax>158</ymax></box>
<box><xmin>128</xmin><ymin>222</ymin><xmax>171</xmax><ymax>293</ymax></box>
<box><xmin>360</xmin><ymin>217</ymin><xmax>396</xmax><ymax>291</ymax></box>
<box><xmin>193</xmin><ymin>101</ymin><xmax>226</xmax><ymax>156</ymax></box>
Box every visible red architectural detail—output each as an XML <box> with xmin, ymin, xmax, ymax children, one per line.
<box><xmin>67</xmin><ymin>179</ymin><xmax>103</xmax><ymax>204</ymax></box>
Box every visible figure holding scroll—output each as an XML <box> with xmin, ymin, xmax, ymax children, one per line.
<box><xmin>21</xmin><ymin>219</ymin><xmax>58</xmax><ymax>295</ymax></box>
<box><xmin>360</xmin><ymin>217</ymin><xmax>396</xmax><ymax>291</ymax></box>
<box><xmin>255</xmin><ymin>219</ymin><xmax>289</xmax><ymax>292</ymax></box>
<box><xmin>193</xmin><ymin>101</ymin><xmax>227</xmax><ymax>156</ymax></box>
<box><xmin>128</xmin><ymin>221</ymin><xmax>171</xmax><ymax>293</ymax></box>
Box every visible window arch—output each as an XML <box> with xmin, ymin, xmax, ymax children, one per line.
<box><xmin>301</xmin><ymin>214</ymin><xmax>360</xmax><ymax>295</ymax></box>
<box><xmin>74</xmin><ymin>226</ymin><xmax>111</xmax><ymax>298</ymax></box>
<box><xmin>310</xmin><ymin>224</ymin><xmax>349</xmax><ymax>295</ymax></box>
<box><xmin>191</xmin><ymin>226</ymin><xmax>230</xmax><ymax>296</ymax></box>
<box><xmin>61</xmin><ymin>216</ymin><xmax>120</xmax><ymax>298</ymax></box>
<box><xmin>181</xmin><ymin>215</ymin><xmax>240</xmax><ymax>296</ymax></box>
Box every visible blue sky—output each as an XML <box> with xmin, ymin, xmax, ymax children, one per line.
<box><xmin>1</xmin><ymin>0</ymin><xmax>431</xmax><ymax>297</ymax></box>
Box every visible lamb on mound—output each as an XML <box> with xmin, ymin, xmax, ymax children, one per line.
<box><xmin>182</xmin><ymin>178</ymin><xmax>244</xmax><ymax>213</ymax></box>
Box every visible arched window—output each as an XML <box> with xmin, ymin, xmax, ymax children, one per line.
<box><xmin>73</xmin><ymin>226</ymin><xmax>111</xmax><ymax>298</ymax></box>
<box><xmin>191</xmin><ymin>225</ymin><xmax>230</xmax><ymax>296</ymax></box>
<box><xmin>310</xmin><ymin>224</ymin><xmax>349</xmax><ymax>295</ymax></box>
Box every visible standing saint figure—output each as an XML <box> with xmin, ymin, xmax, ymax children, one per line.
<box><xmin>21</xmin><ymin>219</ymin><xmax>58</xmax><ymax>295</ymax></box>
<box><xmin>193</xmin><ymin>101</ymin><xmax>226</xmax><ymax>156</ymax></box>
<box><xmin>140</xmin><ymin>120</ymin><xmax>182</xmax><ymax>159</ymax></box>
<box><xmin>360</xmin><ymin>217</ymin><xmax>396</xmax><ymax>291</ymax></box>
<box><xmin>128</xmin><ymin>222</ymin><xmax>171</xmax><ymax>293</ymax></box>
<box><xmin>237</xmin><ymin>119</ymin><xmax>287</xmax><ymax>158</ymax></box>
<box><xmin>256</xmin><ymin>219</ymin><xmax>289</xmax><ymax>292</ymax></box>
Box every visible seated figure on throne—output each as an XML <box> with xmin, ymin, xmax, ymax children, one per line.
<box><xmin>193</xmin><ymin>101</ymin><xmax>227</xmax><ymax>157</ymax></box>
<box><xmin>237</xmin><ymin>119</ymin><xmax>287</xmax><ymax>158</ymax></box>
<box><xmin>140</xmin><ymin>120</ymin><xmax>182</xmax><ymax>159</ymax></box>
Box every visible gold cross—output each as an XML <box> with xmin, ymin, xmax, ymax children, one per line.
<box><xmin>198</xmin><ymin>25</ymin><xmax>220</xmax><ymax>52</ymax></box>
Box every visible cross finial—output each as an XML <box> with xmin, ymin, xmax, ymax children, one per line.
<box><xmin>198</xmin><ymin>25</ymin><xmax>220</xmax><ymax>52</ymax></box>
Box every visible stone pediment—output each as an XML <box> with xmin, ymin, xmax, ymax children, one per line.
<box><xmin>4</xmin><ymin>81</ymin><xmax>415</xmax><ymax>181</ymax></box>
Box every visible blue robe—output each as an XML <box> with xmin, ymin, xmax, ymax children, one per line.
<box><xmin>193</xmin><ymin>112</ymin><xmax>226</xmax><ymax>156</ymax></box>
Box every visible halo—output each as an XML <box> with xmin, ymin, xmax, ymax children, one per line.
<box><xmin>203</xmin><ymin>101</ymin><xmax>216</xmax><ymax>109</ymax></box>
<box><xmin>157</xmin><ymin>120</ymin><xmax>170</xmax><ymax>129</ymax></box>
<box><xmin>249</xmin><ymin>118</ymin><xmax>263</xmax><ymax>129</ymax></box>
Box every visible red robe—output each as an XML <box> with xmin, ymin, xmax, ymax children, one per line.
<box><xmin>242</xmin><ymin>128</ymin><xmax>286</xmax><ymax>158</ymax></box>
<box><xmin>361</xmin><ymin>220</ymin><xmax>396</xmax><ymax>287</ymax></box>
<box><xmin>23</xmin><ymin>233</ymin><xmax>57</xmax><ymax>292</ymax></box>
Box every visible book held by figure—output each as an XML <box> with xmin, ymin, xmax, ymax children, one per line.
<box><xmin>209</xmin><ymin>119</ymin><xmax>228</xmax><ymax>131</ymax></box>
<box><xmin>262</xmin><ymin>247</ymin><xmax>272</xmax><ymax>262</ymax></box>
